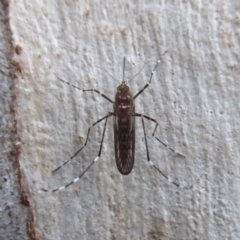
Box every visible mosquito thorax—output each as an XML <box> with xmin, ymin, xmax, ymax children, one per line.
<box><xmin>114</xmin><ymin>82</ymin><xmax>134</xmax><ymax>117</ymax></box>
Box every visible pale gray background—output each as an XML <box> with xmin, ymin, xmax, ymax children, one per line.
<box><xmin>1</xmin><ymin>0</ymin><xmax>240</xmax><ymax>240</ymax></box>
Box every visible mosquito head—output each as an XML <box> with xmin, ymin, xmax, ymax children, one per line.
<box><xmin>117</xmin><ymin>82</ymin><xmax>129</xmax><ymax>91</ymax></box>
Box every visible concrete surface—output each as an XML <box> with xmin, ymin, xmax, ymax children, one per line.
<box><xmin>1</xmin><ymin>0</ymin><xmax>240</xmax><ymax>239</ymax></box>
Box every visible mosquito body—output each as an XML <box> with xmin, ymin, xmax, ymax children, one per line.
<box><xmin>42</xmin><ymin>52</ymin><xmax>184</xmax><ymax>193</ymax></box>
<box><xmin>114</xmin><ymin>81</ymin><xmax>135</xmax><ymax>175</ymax></box>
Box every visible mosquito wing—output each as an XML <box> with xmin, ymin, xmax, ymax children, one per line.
<box><xmin>114</xmin><ymin>109</ymin><xmax>135</xmax><ymax>175</ymax></box>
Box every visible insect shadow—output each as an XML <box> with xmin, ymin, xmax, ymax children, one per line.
<box><xmin>41</xmin><ymin>51</ymin><xmax>186</xmax><ymax>192</ymax></box>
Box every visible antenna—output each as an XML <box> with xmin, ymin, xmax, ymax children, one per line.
<box><xmin>122</xmin><ymin>56</ymin><xmax>126</xmax><ymax>83</ymax></box>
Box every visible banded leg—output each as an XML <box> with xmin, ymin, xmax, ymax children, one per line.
<box><xmin>41</xmin><ymin>113</ymin><xmax>111</xmax><ymax>192</ymax></box>
<box><xmin>134</xmin><ymin>113</ymin><xmax>184</xmax><ymax>158</ymax></box>
<box><xmin>57</xmin><ymin>77</ymin><xmax>114</xmax><ymax>103</ymax></box>
<box><xmin>138</xmin><ymin>115</ymin><xmax>179</xmax><ymax>187</ymax></box>
<box><xmin>52</xmin><ymin>113</ymin><xmax>113</xmax><ymax>173</ymax></box>
<box><xmin>133</xmin><ymin>51</ymin><xmax>167</xmax><ymax>100</ymax></box>
<box><xmin>155</xmin><ymin>137</ymin><xmax>185</xmax><ymax>158</ymax></box>
<box><xmin>133</xmin><ymin>113</ymin><xmax>159</xmax><ymax>136</ymax></box>
<box><xmin>82</xmin><ymin>89</ymin><xmax>114</xmax><ymax>103</ymax></box>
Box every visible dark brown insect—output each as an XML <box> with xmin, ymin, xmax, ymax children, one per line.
<box><xmin>42</xmin><ymin>52</ymin><xmax>183</xmax><ymax>193</ymax></box>
<box><xmin>114</xmin><ymin>71</ymin><xmax>135</xmax><ymax>175</ymax></box>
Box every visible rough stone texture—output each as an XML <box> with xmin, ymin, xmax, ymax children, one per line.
<box><xmin>1</xmin><ymin>0</ymin><xmax>240</xmax><ymax>239</ymax></box>
<box><xmin>0</xmin><ymin>1</ymin><xmax>32</xmax><ymax>240</ymax></box>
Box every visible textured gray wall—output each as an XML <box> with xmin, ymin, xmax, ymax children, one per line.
<box><xmin>1</xmin><ymin>0</ymin><xmax>240</xmax><ymax>239</ymax></box>
<box><xmin>0</xmin><ymin>1</ymin><xmax>30</xmax><ymax>240</ymax></box>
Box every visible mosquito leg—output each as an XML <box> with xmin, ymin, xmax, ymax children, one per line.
<box><xmin>52</xmin><ymin>113</ymin><xmax>113</xmax><ymax>173</ymax></box>
<box><xmin>82</xmin><ymin>89</ymin><xmax>114</xmax><ymax>103</ymax></box>
<box><xmin>57</xmin><ymin>77</ymin><xmax>82</xmax><ymax>90</ymax></box>
<box><xmin>139</xmin><ymin>115</ymin><xmax>179</xmax><ymax>187</ymax></box>
<box><xmin>133</xmin><ymin>113</ymin><xmax>159</xmax><ymax>136</ymax></box>
<box><xmin>134</xmin><ymin>113</ymin><xmax>184</xmax><ymax>158</ymax></box>
<box><xmin>57</xmin><ymin>77</ymin><xmax>114</xmax><ymax>103</ymax></box>
<box><xmin>155</xmin><ymin>137</ymin><xmax>185</xmax><ymax>158</ymax></box>
<box><xmin>41</xmin><ymin>114</ymin><xmax>111</xmax><ymax>193</ymax></box>
<box><xmin>133</xmin><ymin>51</ymin><xmax>167</xmax><ymax>100</ymax></box>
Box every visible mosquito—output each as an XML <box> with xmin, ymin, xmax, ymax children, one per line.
<box><xmin>41</xmin><ymin>51</ymin><xmax>185</xmax><ymax>192</ymax></box>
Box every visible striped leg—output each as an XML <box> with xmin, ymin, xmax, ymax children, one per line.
<box><xmin>41</xmin><ymin>113</ymin><xmax>112</xmax><ymax>192</ymax></box>
<box><xmin>133</xmin><ymin>51</ymin><xmax>167</xmax><ymax>100</ymax></box>
<box><xmin>155</xmin><ymin>137</ymin><xmax>185</xmax><ymax>158</ymax></box>
<box><xmin>52</xmin><ymin>113</ymin><xmax>113</xmax><ymax>173</ymax></box>
<box><xmin>57</xmin><ymin>77</ymin><xmax>114</xmax><ymax>103</ymax></box>
<box><xmin>137</xmin><ymin>114</ymin><xmax>179</xmax><ymax>187</ymax></box>
<box><xmin>134</xmin><ymin>113</ymin><xmax>184</xmax><ymax>158</ymax></box>
<box><xmin>133</xmin><ymin>113</ymin><xmax>159</xmax><ymax>136</ymax></box>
